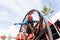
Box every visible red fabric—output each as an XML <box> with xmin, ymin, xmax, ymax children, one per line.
<box><xmin>16</xmin><ymin>36</ymin><xmax>19</xmax><ymax>40</ymax></box>
<box><xmin>27</xmin><ymin>15</ymin><xmax>33</xmax><ymax>20</ymax></box>
<box><xmin>48</xmin><ymin>21</ymin><xmax>52</xmax><ymax>26</ymax></box>
<box><xmin>16</xmin><ymin>34</ymin><xmax>25</xmax><ymax>40</ymax></box>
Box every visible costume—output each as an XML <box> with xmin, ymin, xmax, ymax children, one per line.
<box><xmin>15</xmin><ymin>15</ymin><xmax>37</xmax><ymax>34</ymax></box>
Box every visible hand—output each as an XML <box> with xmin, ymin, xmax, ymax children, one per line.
<box><xmin>1</xmin><ymin>35</ymin><xmax>6</xmax><ymax>40</ymax></box>
<box><xmin>14</xmin><ymin>23</ymin><xmax>18</xmax><ymax>25</ymax></box>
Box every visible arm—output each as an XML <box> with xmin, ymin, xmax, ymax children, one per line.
<box><xmin>14</xmin><ymin>21</ymin><xmax>28</xmax><ymax>25</ymax></box>
<box><xmin>32</xmin><ymin>20</ymin><xmax>37</xmax><ymax>23</ymax></box>
<box><xmin>14</xmin><ymin>23</ymin><xmax>27</xmax><ymax>25</ymax></box>
<box><xmin>14</xmin><ymin>23</ymin><xmax>23</xmax><ymax>25</ymax></box>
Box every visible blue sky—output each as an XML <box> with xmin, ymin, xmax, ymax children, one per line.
<box><xmin>43</xmin><ymin>0</ymin><xmax>60</xmax><ymax>13</ymax></box>
<box><xmin>0</xmin><ymin>0</ymin><xmax>60</xmax><ymax>38</ymax></box>
<box><xmin>41</xmin><ymin>0</ymin><xmax>60</xmax><ymax>19</ymax></box>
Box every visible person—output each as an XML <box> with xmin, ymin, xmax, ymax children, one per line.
<box><xmin>0</xmin><ymin>35</ymin><xmax>6</xmax><ymax>40</ymax></box>
<box><xmin>14</xmin><ymin>14</ymin><xmax>37</xmax><ymax>26</ymax></box>
<box><xmin>16</xmin><ymin>32</ymin><xmax>26</xmax><ymax>40</ymax></box>
<box><xmin>14</xmin><ymin>14</ymin><xmax>37</xmax><ymax>40</ymax></box>
<box><xmin>55</xmin><ymin>20</ymin><xmax>60</xmax><ymax>31</ymax></box>
<box><xmin>14</xmin><ymin>14</ymin><xmax>37</xmax><ymax>33</ymax></box>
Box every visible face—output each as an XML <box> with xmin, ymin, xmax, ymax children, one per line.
<box><xmin>28</xmin><ymin>17</ymin><xmax>32</xmax><ymax>21</ymax></box>
<box><xmin>28</xmin><ymin>15</ymin><xmax>33</xmax><ymax>21</ymax></box>
<box><xmin>18</xmin><ymin>32</ymin><xmax>25</xmax><ymax>39</ymax></box>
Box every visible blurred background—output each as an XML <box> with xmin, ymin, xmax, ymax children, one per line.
<box><xmin>0</xmin><ymin>0</ymin><xmax>60</xmax><ymax>40</ymax></box>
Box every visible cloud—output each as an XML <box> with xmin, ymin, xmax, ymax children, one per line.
<box><xmin>0</xmin><ymin>0</ymin><xmax>42</xmax><ymax>40</ymax></box>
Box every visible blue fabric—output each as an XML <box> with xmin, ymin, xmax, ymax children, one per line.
<box><xmin>18</xmin><ymin>19</ymin><xmax>37</xmax><ymax>25</ymax></box>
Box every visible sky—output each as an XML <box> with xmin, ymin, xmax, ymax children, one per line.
<box><xmin>0</xmin><ymin>0</ymin><xmax>42</xmax><ymax>40</ymax></box>
<box><xmin>0</xmin><ymin>0</ymin><xmax>60</xmax><ymax>40</ymax></box>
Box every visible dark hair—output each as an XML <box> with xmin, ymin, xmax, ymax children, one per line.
<box><xmin>55</xmin><ymin>20</ymin><xmax>60</xmax><ymax>27</ymax></box>
<box><xmin>27</xmin><ymin>9</ymin><xmax>38</xmax><ymax>15</ymax></box>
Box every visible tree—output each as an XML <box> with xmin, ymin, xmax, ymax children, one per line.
<box><xmin>41</xmin><ymin>6</ymin><xmax>49</xmax><ymax>16</ymax></box>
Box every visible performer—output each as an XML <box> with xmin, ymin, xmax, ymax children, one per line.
<box><xmin>14</xmin><ymin>14</ymin><xmax>37</xmax><ymax>33</ymax></box>
<box><xmin>14</xmin><ymin>14</ymin><xmax>37</xmax><ymax>27</ymax></box>
<box><xmin>0</xmin><ymin>35</ymin><xmax>6</xmax><ymax>40</ymax></box>
<box><xmin>14</xmin><ymin>14</ymin><xmax>37</xmax><ymax>40</ymax></box>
